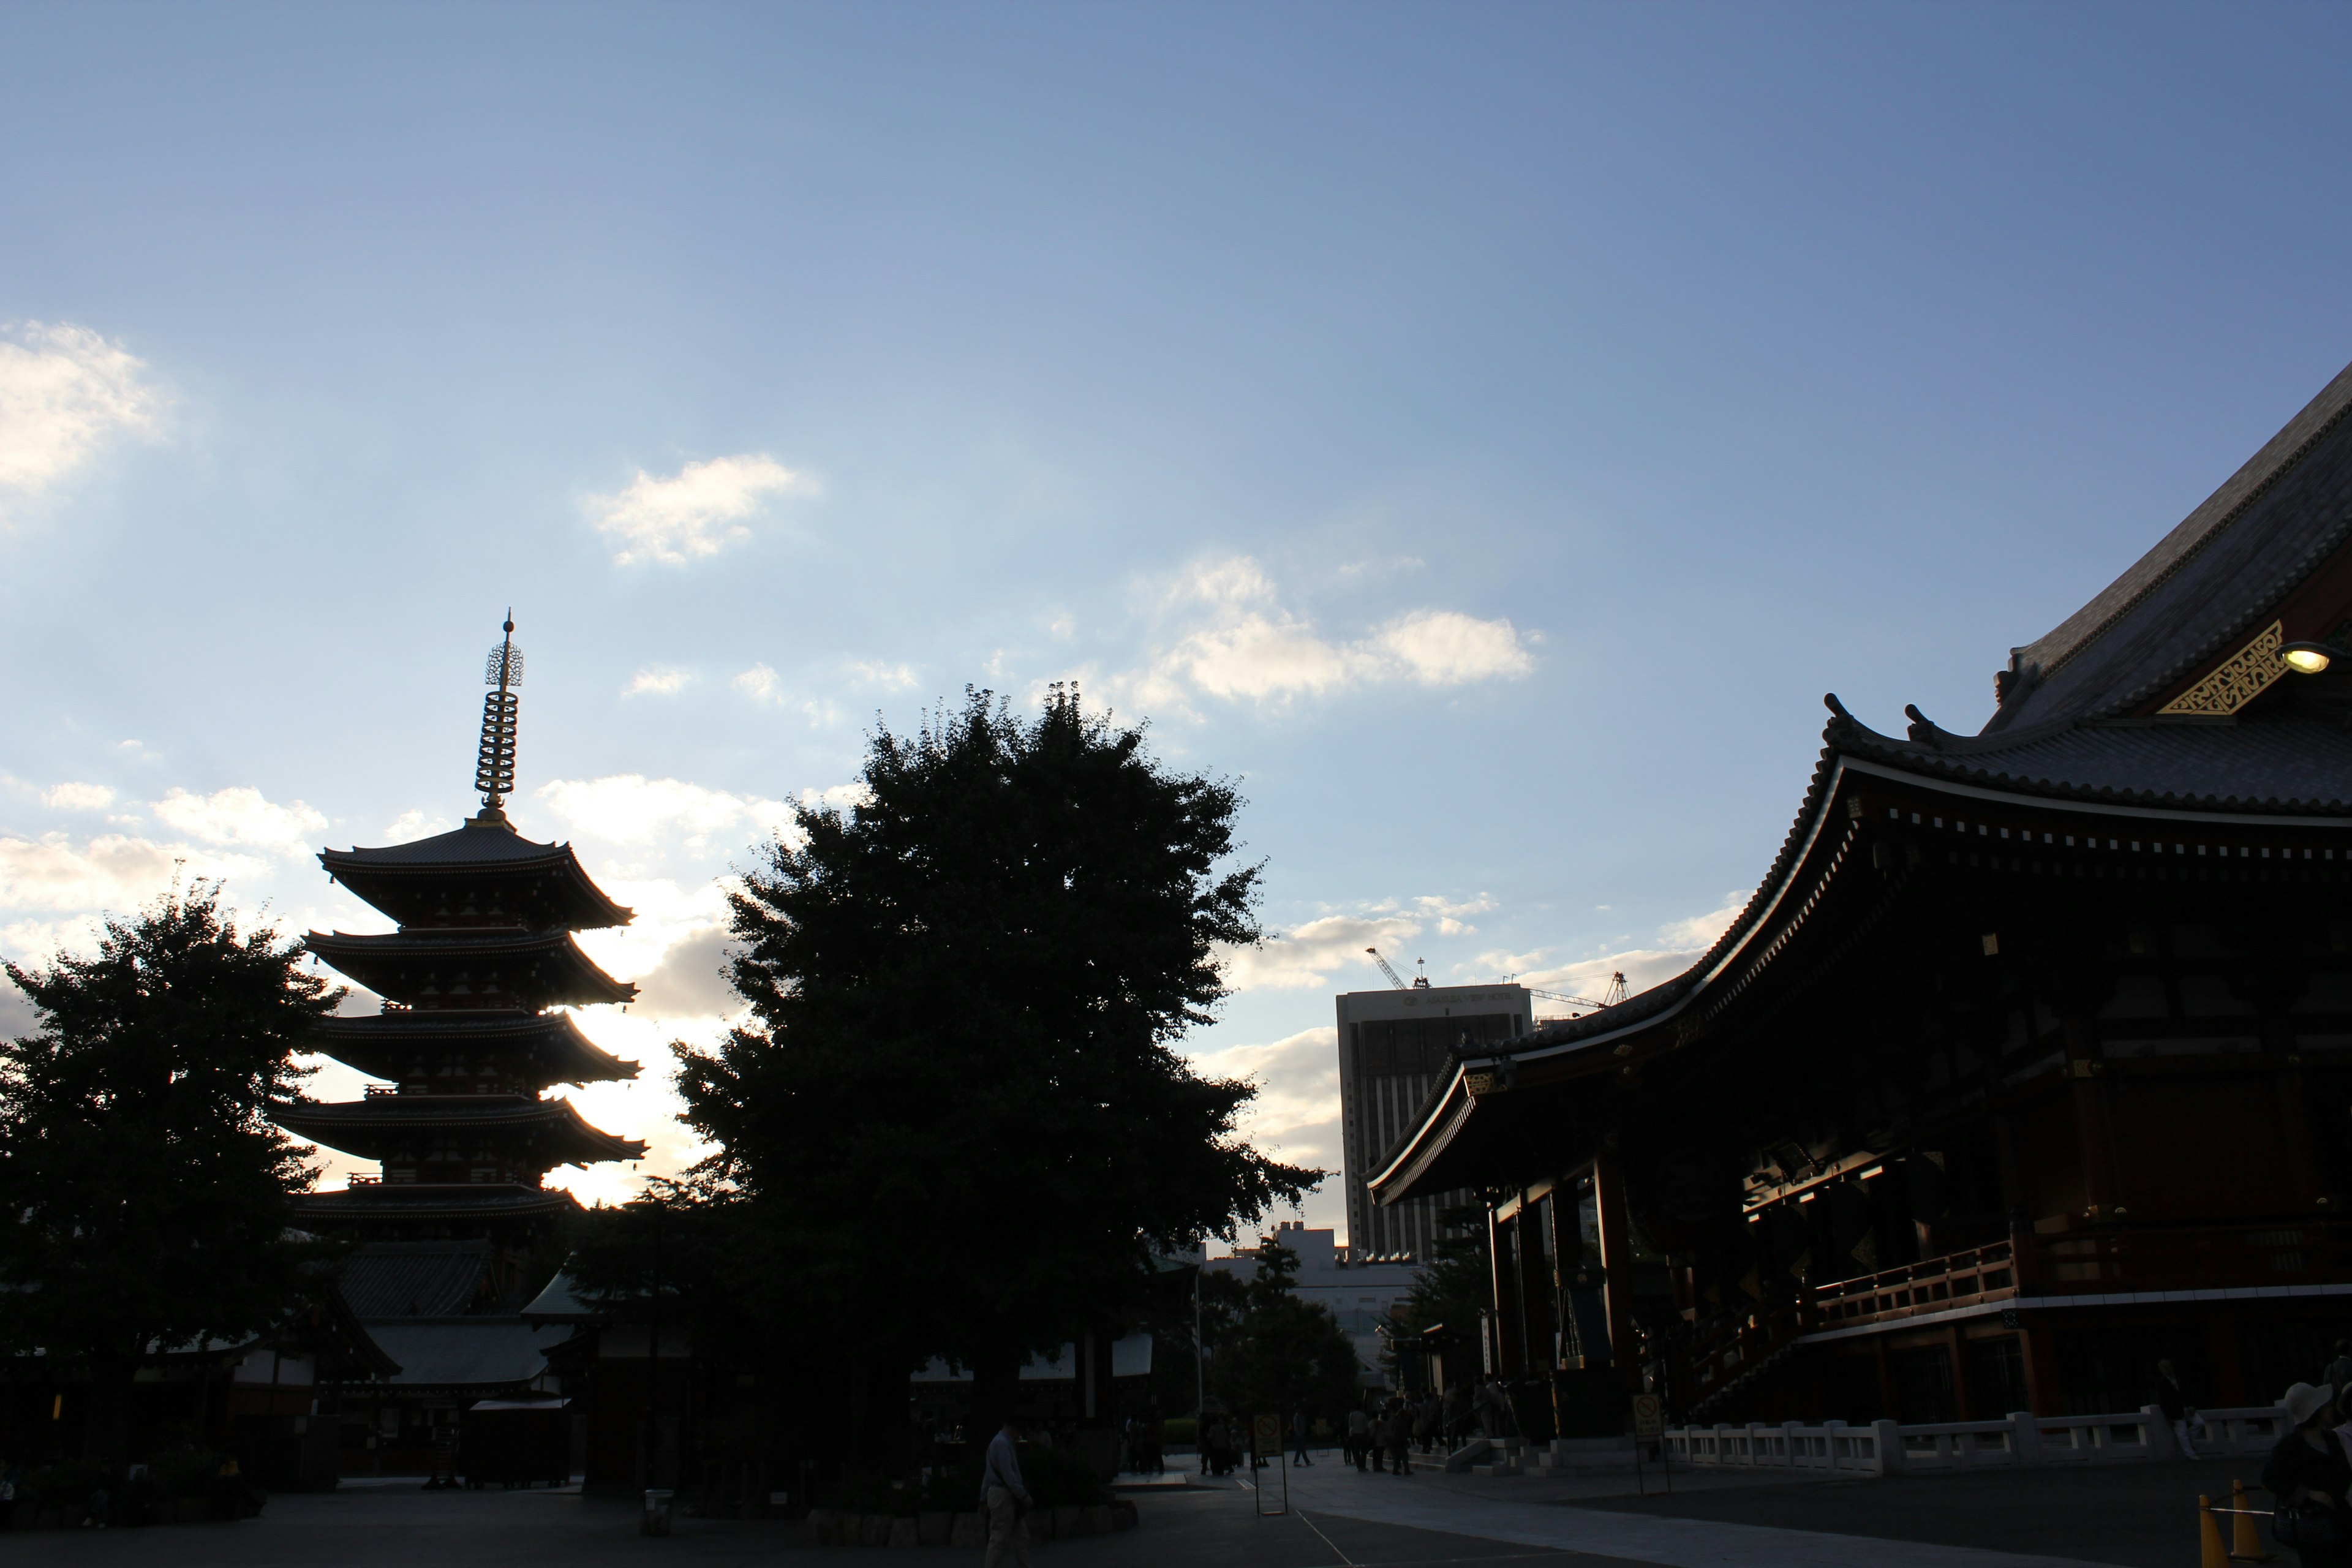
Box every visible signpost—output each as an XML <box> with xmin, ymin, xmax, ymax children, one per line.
<box><xmin>1630</xmin><ymin>1393</ymin><xmax>1668</xmax><ymax>1496</ymax></box>
<box><xmin>1251</xmin><ymin>1413</ymin><xmax>1289</xmax><ymax>1516</ymax></box>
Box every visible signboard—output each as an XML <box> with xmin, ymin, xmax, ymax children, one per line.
<box><xmin>1253</xmin><ymin>1412</ymin><xmax>1282</xmax><ymax>1453</ymax></box>
<box><xmin>1630</xmin><ymin>1393</ymin><xmax>1664</xmax><ymax>1438</ymax></box>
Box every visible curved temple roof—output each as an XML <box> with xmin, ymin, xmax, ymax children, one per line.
<box><xmin>1370</xmin><ymin>355</ymin><xmax>2352</xmax><ymax>1210</ymax></box>
<box><xmin>276</xmin><ymin>1094</ymin><xmax>647</xmax><ymax>1165</ymax></box>
<box><xmin>320</xmin><ymin>814</ymin><xmax>631</xmax><ymax>932</ymax></box>
<box><xmin>302</xmin><ymin>929</ymin><xmax>638</xmax><ymax>1009</ymax></box>
<box><xmin>314</xmin><ymin>1009</ymin><xmax>641</xmax><ymax>1087</ymax></box>
<box><xmin>1994</xmin><ymin>357</ymin><xmax>2352</xmax><ymax>733</ymax></box>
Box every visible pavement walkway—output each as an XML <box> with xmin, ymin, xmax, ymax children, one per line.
<box><xmin>0</xmin><ymin>1448</ymin><xmax>2256</xmax><ymax>1567</ymax></box>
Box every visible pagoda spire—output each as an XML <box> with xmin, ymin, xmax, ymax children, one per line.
<box><xmin>473</xmin><ymin>611</ymin><xmax>524</xmax><ymax>822</ymax></box>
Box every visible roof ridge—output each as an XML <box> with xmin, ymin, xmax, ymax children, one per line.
<box><xmin>2015</xmin><ymin>358</ymin><xmax>2352</xmax><ymax>684</ymax></box>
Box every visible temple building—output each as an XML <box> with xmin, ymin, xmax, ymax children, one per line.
<box><xmin>1371</xmin><ymin>360</ymin><xmax>2352</xmax><ymax>1434</ymax></box>
<box><xmin>274</xmin><ymin>620</ymin><xmax>646</xmax><ymax>1472</ymax></box>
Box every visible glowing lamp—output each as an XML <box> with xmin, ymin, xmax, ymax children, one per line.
<box><xmin>2280</xmin><ymin>641</ymin><xmax>2335</xmax><ymax>675</ymax></box>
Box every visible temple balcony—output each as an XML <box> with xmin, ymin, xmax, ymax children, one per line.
<box><xmin>1683</xmin><ymin>1221</ymin><xmax>2352</xmax><ymax>1417</ymax></box>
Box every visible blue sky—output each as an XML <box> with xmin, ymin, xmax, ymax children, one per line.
<box><xmin>7</xmin><ymin>2</ymin><xmax>2352</xmax><ymax>1236</ymax></box>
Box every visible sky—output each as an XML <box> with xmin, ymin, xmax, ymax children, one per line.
<box><xmin>7</xmin><ymin>2</ymin><xmax>2352</xmax><ymax>1240</ymax></box>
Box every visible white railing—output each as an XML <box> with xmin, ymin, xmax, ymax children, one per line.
<box><xmin>1662</xmin><ymin>1403</ymin><xmax>2286</xmax><ymax>1477</ymax></box>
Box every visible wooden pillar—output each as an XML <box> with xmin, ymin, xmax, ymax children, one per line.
<box><xmin>2021</xmin><ymin>1322</ymin><xmax>2063</xmax><ymax>1417</ymax></box>
<box><xmin>1487</xmin><ymin>1203</ymin><xmax>1520</xmax><ymax>1378</ymax></box>
<box><xmin>2062</xmin><ymin>1016</ymin><xmax>2119</xmax><ymax>1218</ymax></box>
<box><xmin>1592</xmin><ymin>1152</ymin><xmax>1640</xmax><ymax>1393</ymax></box>
<box><xmin>1947</xmin><ymin>1325</ymin><xmax>1972</xmax><ymax>1421</ymax></box>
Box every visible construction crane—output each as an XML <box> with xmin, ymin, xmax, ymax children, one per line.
<box><xmin>1365</xmin><ymin>948</ymin><xmax>1429</xmax><ymax>990</ymax></box>
<box><xmin>1508</xmin><ymin>971</ymin><xmax>1629</xmax><ymax>1014</ymax></box>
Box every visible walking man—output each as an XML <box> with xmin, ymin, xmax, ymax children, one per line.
<box><xmin>981</xmin><ymin>1415</ymin><xmax>1033</xmax><ymax>1568</ymax></box>
<box><xmin>2154</xmin><ymin>1359</ymin><xmax>2199</xmax><ymax>1460</ymax></box>
<box><xmin>1291</xmin><ymin>1408</ymin><xmax>1314</xmax><ymax>1466</ymax></box>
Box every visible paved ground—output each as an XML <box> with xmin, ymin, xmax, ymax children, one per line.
<box><xmin>0</xmin><ymin>1448</ymin><xmax>2269</xmax><ymax>1567</ymax></box>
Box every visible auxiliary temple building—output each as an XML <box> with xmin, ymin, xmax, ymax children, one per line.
<box><xmin>1371</xmin><ymin>359</ymin><xmax>2352</xmax><ymax>1433</ymax></box>
<box><xmin>276</xmin><ymin>622</ymin><xmax>647</xmax><ymax>1471</ymax></box>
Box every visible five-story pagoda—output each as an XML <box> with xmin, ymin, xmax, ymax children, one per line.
<box><xmin>279</xmin><ymin>620</ymin><xmax>646</xmax><ymax>1309</ymax></box>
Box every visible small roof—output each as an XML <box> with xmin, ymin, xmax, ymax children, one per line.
<box><xmin>339</xmin><ymin>1241</ymin><xmax>492</xmax><ymax>1318</ymax></box>
<box><xmin>519</xmin><ymin>1269</ymin><xmax>597</xmax><ymax>1324</ymax></box>
<box><xmin>320</xmin><ymin>813</ymin><xmax>631</xmax><ymax>932</ymax></box>
<box><xmin>303</xmin><ymin>928</ymin><xmax>637</xmax><ymax>1009</ymax></box>
<box><xmin>360</xmin><ymin>1318</ymin><xmax>572</xmax><ymax>1393</ymax></box>
<box><xmin>314</xmin><ymin>1009</ymin><xmax>639</xmax><ymax>1087</ymax></box>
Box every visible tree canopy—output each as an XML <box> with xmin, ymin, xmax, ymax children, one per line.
<box><xmin>1202</xmin><ymin>1241</ymin><xmax>1363</xmax><ymax>1426</ymax></box>
<box><xmin>0</xmin><ymin>884</ymin><xmax>339</xmax><ymax>1452</ymax></box>
<box><xmin>671</xmin><ymin>687</ymin><xmax>1317</xmax><ymax>1394</ymax></box>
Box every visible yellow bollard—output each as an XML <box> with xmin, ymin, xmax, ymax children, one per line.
<box><xmin>2200</xmin><ymin>1495</ymin><xmax>2230</xmax><ymax>1568</ymax></box>
<box><xmin>2230</xmin><ymin>1480</ymin><xmax>2272</xmax><ymax>1563</ymax></box>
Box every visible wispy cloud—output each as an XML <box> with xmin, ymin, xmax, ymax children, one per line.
<box><xmin>42</xmin><ymin>782</ymin><xmax>115</xmax><ymax>813</ymax></box>
<box><xmin>0</xmin><ymin>321</ymin><xmax>165</xmax><ymax>520</ymax></box>
<box><xmin>733</xmin><ymin>663</ymin><xmax>782</xmax><ymax>701</ymax></box>
<box><xmin>588</xmin><ymin>454</ymin><xmax>812</xmax><ymax>567</ymax></box>
<box><xmin>1481</xmin><ymin>892</ymin><xmax>1751</xmax><ymax>1014</ymax></box>
<box><xmin>0</xmin><ymin>833</ymin><xmax>268</xmax><ymax>914</ymax></box>
<box><xmin>1221</xmin><ymin>910</ymin><xmax>1423</xmax><ymax>992</ymax></box>
<box><xmin>1106</xmin><ymin>556</ymin><xmax>1535</xmax><ymax>713</ymax></box>
<box><xmin>845</xmin><ymin>660</ymin><xmax>920</xmax><ymax>692</ymax></box>
<box><xmin>624</xmin><ymin>665</ymin><xmax>693</xmax><ymax>697</ymax></box>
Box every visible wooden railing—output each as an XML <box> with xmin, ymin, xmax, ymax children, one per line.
<box><xmin>1811</xmin><ymin>1240</ymin><xmax>2016</xmax><ymax>1328</ymax></box>
<box><xmin>1681</xmin><ymin>1222</ymin><xmax>2352</xmax><ymax>1413</ymax></box>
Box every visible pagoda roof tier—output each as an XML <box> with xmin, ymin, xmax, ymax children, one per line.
<box><xmin>295</xmin><ymin>1186</ymin><xmax>582</xmax><ymax>1224</ymax></box>
<box><xmin>303</xmin><ymin>929</ymin><xmax>637</xmax><ymax>1010</ymax></box>
<box><xmin>314</xmin><ymin>1009</ymin><xmax>640</xmax><ymax>1087</ymax></box>
<box><xmin>319</xmin><ymin>813</ymin><xmax>631</xmax><ymax>932</ymax></box>
<box><xmin>276</xmin><ymin>1095</ymin><xmax>647</xmax><ymax>1166</ymax></box>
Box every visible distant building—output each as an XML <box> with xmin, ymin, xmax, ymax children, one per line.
<box><xmin>1208</xmin><ymin>1221</ymin><xmax>1422</xmax><ymax>1385</ymax></box>
<box><xmin>1335</xmin><ymin>982</ymin><xmax>1531</xmax><ymax>1260</ymax></box>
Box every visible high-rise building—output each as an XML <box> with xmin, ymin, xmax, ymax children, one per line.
<box><xmin>1335</xmin><ymin>981</ymin><xmax>1529</xmax><ymax>1260</ymax></box>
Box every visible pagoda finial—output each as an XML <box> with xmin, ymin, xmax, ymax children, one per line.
<box><xmin>473</xmin><ymin>611</ymin><xmax>525</xmax><ymax>818</ymax></box>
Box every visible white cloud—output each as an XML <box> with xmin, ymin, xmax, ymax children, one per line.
<box><xmin>42</xmin><ymin>782</ymin><xmax>115</xmax><ymax>812</ymax></box>
<box><xmin>0</xmin><ymin>833</ymin><xmax>267</xmax><ymax>913</ymax></box>
<box><xmin>733</xmin><ymin>663</ymin><xmax>782</xmax><ymax>701</ymax></box>
<box><xmin>1489</xmin><ymin>892</ymin><xmax>1752</xmax><ymax>1018</ymax></box>
<box><xmin>571</xmin><ymin>875</ymin><xmax>735</xmax><ymax>1003</ymax></box>
<box><xmin>0</xmin><ymin>321</ymin><xmax>164</xmax><ymax>517</ymax></box>
<box><xmin>845</xmin><ymin>660</ymin><xmax>920</xmax><ymax>692</ymax></box>
<box><xmin>587</xmin><ymin>454</ymin><xmax>812</xmax><ymax>567</ymax></box>
<box><xmin>379</xmin><ymin>809</ymin><xmax>454</xmax><ymax>843</ymax></box>
<box><xmin>624</xmin><ymin>665</ymin><xmax>693</xmax><ymax>697</ymax></box>
<box><xmin>150</xmin><ymin>786</ymin><xmax>328</xmax><ymax>854</ymax></box>
<box><xmin>536</xmin><ymin>775</ymin><xmax>797</xmax><ymax>856</ymax></box>
<box><xmin>1371</xmin><ymin>609</ymin><xmax>1536</xmax><ymax>685</ymax></box>
<box><xmin>1121</xmin><ymin>556</ymin><xmax>1535</xmax><ymax>710</ymax></box>
<box><xmin>1220</xmin><ymin>911</ymin><xmax>1422</xmax><ymax>993</ymax></box>
<box><xmin>1414</xmin><ymin>892</ymin><xmax>1496</xmax><ymax>937</ymax></box>
<box><xmin>1181</xmin><ymin>1025</ymin><xmax>1340</xmax><ymax>1169</ymax></box>
<box><xmin>1658</xmin><ymin>892</ymin><xmax>1749</xmax><ymax>951</ymax></box>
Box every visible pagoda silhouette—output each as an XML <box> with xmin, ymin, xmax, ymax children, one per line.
<box><xmin>279</xmin><ymin>618</ymin><xmax>646</xmax><ymax>1314</ymax></box>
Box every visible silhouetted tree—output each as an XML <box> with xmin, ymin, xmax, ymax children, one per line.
<box><xmin>0</xmin><ymin>884</ymin><xmax>339</xmax><ymax>1462</ymax></box>
<box><xmin>1205</xmin><ymin>1242</ymin><xmax>1362</xmax><ymax>1434</ymax></box>
<box><xmin>673</xmin><ymin>685</ymin><xmax>1316</xmax><ymax>1457</ymax></box>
